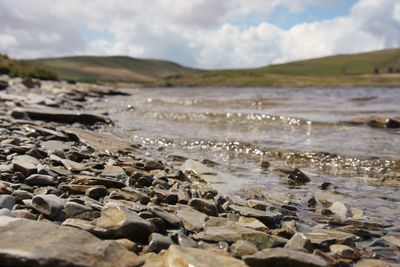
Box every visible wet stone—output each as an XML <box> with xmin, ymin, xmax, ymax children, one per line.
<box><xmin>284</xmin><ymin>233</ymin><xmax>313</xmax><ymax>253</ymax></box>
<box><xmin>175</xmin><ymin>233</ymin><xmax>199</xmax><ymax>248</ymax></box>
<box><xmin>0</xmin><ymin>195</ymin><xmax>16</xmax><ymax>210</ymax></box>
<box><xmin>145</xmin><ymin>232</ymin><xmax>173</xmax><ymax>253</ymax></box>
<box><xmin>231</xmin><ymin>240</ymin><xmax>258</xmax><ymax>258</ymax></box>
<box><xmin>189</xmin><ymin>198</ymin><xmax>218</xmax><ymax>216</ymax></box>
<box><xmin>31</xmin><ymin>194</ymin><xmax>64</xmax><ymax>219</ymax></box>
<box><xmin>243</xmin><ymin>247</ymin><xmax>328</xmax><ymax>267</ymax></box>
<box><xmin>229</xmin><ymin>204</ymin><xmax>282</xmax><ymax>228</ymax></box>
<box><xmin>150</xmin><ymin>206</ymin><xmax>181</xmax><ymax>228</ymax></box>
<box><xmin>86</xmin><ymin>186</ymin><xmax>108</xmax><ymax>200</ymax></box>
<box><xmin>329</xmin><ymin>201</ymin><xmax>351</xmax><ymax>218</ymax></box>
<box><xmin>150</xmin><ymin>188</ymin><xmax>178</xmax><ymax>204</ymax></box>
<box><xmin>0</xmin><ymin>216</ymin><xmax>141</xmax><ymax>267</ymax></box>
<box><xmin>93</xmin><ymin>206</ymin><xmax>155</xmax><ymax>242</ymax></box>
<box><xmin>65</xmin><ymin>201</ymin><xmax>93</xmax><ymax>218</ymax></box>
<box><xmin>274</xmin><ymin>167</ymin><xmax>311</xmax><ymax>185</ymax></box>
<box><xmin>25</xmin><ymin>174</ymin><xmax>57</xmax><ymax>186</ymax></box>
<box><xmin>176</xmin><ymin>206</ymin><xmax>208</xmax><ymax>232</ymax></box>
<box><xmin>330</xmin><ymin>244</ymin><xmax>359</xmax><ymax>259</ymax></box>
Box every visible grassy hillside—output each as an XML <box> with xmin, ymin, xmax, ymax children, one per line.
<box><xmin>163</xmin><ymin>48</ymin><xmax>400</xmax><ymax>87</ymax></box>
<box><xmin>0</xmin><ymin>54</ymin><xmax>58</xmax><ymax>80</ymax></box>
<box><xmin>23</xmin><ymin>48</ymin><xmax>400</xmax><ymax>87</ymax></box>
<box><xmin>25</xmin><ymin>56</ymin><xmax>190</xmax><ymax>84</ymax></box>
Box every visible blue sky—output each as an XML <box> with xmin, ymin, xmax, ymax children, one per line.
<box><xmin>0</xmin><ymin>0</ymin><xmax>399</xmax><ymax>68</ymax></box>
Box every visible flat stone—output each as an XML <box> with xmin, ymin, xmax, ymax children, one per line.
<box><xmin>0</xmin><ymin>216</ymin><xmax>141</xmax><ymax>267</ymax></box>
<box><xmin>12</xmin><ymin>155</ymin><xmax>39</xmax><ymax>177</ymax></box>
<box><xmin>0</xmin><ymin>195</ymin><xmax>16</xmax><ymax>210</ymax></box>
<box><xmin>10</xmin><ymin>107</ymin><xmax>111</xmax><ymax>125</ymax></box>
<box><xmin>243</xmin><ymin>247</ymin><xmax>327</xmax><ymax>267</ymax></box>
<box><xmin>71</xmin><ymin>175</ymin><xmax>126</xmax><ymax>188</ymax></box>
<box><xmin>195</xmin><ymin>225</ymin><xmax>275</xmax><ymax>250</ymax></box>
<box><xmin>284</xmin><ymin>233</ymin><xmax>313</xmax><ymax>252</ymax></box>
<box><xmin>229</xmin><ymin>204</ymin><xmax>282</xmax><ymax>228</ymax></box>
<box><xmin>181</xmin><ymin>159</ymin><xmax>240</xmax><ymax>188</ymax></box>
<box><xmin>330</xmin><ymin>244</ymin><xmax>358</xmax><ymax>259</ymax></box>
<box><xmin>31</xmin><ymin>194</ymin><xmax>64</xmax><ymax>218</ymax></box>
<box><xmin>231</xmin><ymin>240</ymin><xmax>258</xmax><ymax>258</ymax></box>
<box><xmin>247</xmin><ymin>199</ymin><xmax>269</xmax><ymax>210</ymax></box>
<box><xmin>150</xmin><ymin>207</ymin><xmax>181</xmax><ymax>228</ymax></box>
<box><xmin>189</xmin><ymin>198</ymin><xmax>218</xmax><ymax>216</ymax></box>
<box><xmin>159</xmin><ymin>245</ymin><xmax>247</xmax><ymax>267</ymax></box>
<box><xmin>176</xmin><ymin>206</ymin><xmax>208</xmax><ymax>232</ymax></box>
<box><xmin>355</xmin><ymin>259</ymin><xmax>400</xmax><ymax>267</ymax></box>
<box><xmin>381</xmin><ymin>235</ymin><xmax>400</xmax><ymax>248</ymax></box>
<box><xmin>41</xmin><ymin>140</ymin><xmax>72</xmax><ymax>152</ymax></box>
<box><xmin>150</xmin><ymin>188</ymin><xmax>178</xmax><ymax>204</ymax></box>
<box><xmin>86</xmin><ymin>186</ymin><xmax>109</xmax><ymax>200</ymax></box>
<box><xmin>64</xmin><ymin>128</ymin><xmax>137</xmax><ymax>154</ymax></box>
<box><xmin>65</xmin><ymin>201</ymin><xmax>93</xmax><ymax>218</ymax></box>
<box><xmin>93</xmin><ymin>206</ymin><xmax>155</xmax><ymax>242</ymax></box>
<box><xmin>176</xmin><ymin>233</ymin><xmax>199</xmax><ymax>248</ymax></box>
<box><xmin>304</xmin><ymin>229</ymin><xmax>356</xmax><ymax>246</ymax></box>
<box><xmin>25</xmin><ymin>174</ymin><xmax>57</xmax><ymax>186</ymax></box>
<box><xmin>236</xmin><ymin>217</ymin><xmax>269</xmax><ymax>232</ymax></box>
<box><xmin>109</xmin><ymin>187</ymin><xmax>149</xmax><ymax>204</ymax></box>
<box><xmin>101</xmin><ymin>165</ymin><xmax>126</xmax><ymax>177</ymax></box>
<box><xmin>329</xmin><ymin>201</ymin><xmax>351</xmax><ymax>218</ymax></box>
<box><xmin>61</xmin><ymin>159</ymin><xmax>85</xmax><ymax>172</ymax></box>
<box><xmin>11</xmin><ymin>190</ymin><xmax>33</xmax><ymax>202</ymax></box>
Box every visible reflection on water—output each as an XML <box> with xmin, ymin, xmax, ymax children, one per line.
<box><xmin>96</xmin><ymin>87</ymin><xmax>400</xmax><ymax>223</ymax></box>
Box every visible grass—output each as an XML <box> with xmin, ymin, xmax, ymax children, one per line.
<box><xmin>22</xmin><ymin>47</ymin><xmax>400</xmax><ymax>87</ymax></box>
<box><xmin>25</xmin><ymin>56</ymin><xmax>190</xmax><ymax>84</ymax></box>
<box><xmin>0</xmin><ymin>54</ymin><xmax>58</xmax><ymax>80</ymax></box>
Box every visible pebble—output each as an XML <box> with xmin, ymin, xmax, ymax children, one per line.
<box><xmin>0</xmin><ymin>194</ymin><xmax>16</xmax><ymax>210</ymax></box>
<box><xmin>189</xmin><ymin>198</ymin><xmax>218</xmax><ymax>216</ymax></box>
<box><xmin>31</xmin><ymin>194</ymin><xmax>64</xmax><ymax>218</ymax></box>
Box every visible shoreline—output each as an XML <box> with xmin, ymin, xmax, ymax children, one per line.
<box><xmin>0</xmin><ymin>76</ymin><xmax>399</xmax><ymax>266</ymax></box>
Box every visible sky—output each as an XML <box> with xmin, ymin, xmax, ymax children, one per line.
<box><xmin>0</xmin><ymin>0</ymin><xmax>400</xmax><ymax>69</ymax></box>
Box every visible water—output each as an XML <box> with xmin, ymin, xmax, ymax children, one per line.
<box><xmin>94</xmin><ymin>87</ymin><xmax>400</xmax><ymax>223</ymax></box>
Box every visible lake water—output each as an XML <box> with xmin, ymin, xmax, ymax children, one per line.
<box><xmin>96</xmin><ymin>87</ymin><xmax>400</xmax><ymax>224</ymax></box>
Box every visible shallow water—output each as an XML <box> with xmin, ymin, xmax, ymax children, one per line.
<box><xmin>96</xmin><ymin>87</ymin><xmax>400</xmax><ymax>223</ymax></box>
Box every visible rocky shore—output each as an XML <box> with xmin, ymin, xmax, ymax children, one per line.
<box><xmin>0</xmin><ymin>75</ymin><xmax>399</xmax><ymax>267</ymax></box>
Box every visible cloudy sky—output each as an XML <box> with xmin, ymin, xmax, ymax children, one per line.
<box><xmin>1</xmin><ymin>0</ymin><xmax>400</xmax><ymax>68</ymax></box>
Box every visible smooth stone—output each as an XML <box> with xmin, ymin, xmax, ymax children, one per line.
<box><xmin>229</xmin><ymin>204</ymin><xmax>282</xmax><ymax>228</ymax></box>
<box><xmin>25</xmin><ymin>174</ymin><xmax>57</xmax><ymax>186</ymax></box>
<box><xmin>65</xmin><ymin>201</ymin><xmax>93</xmax><ymax>218</ymax></box>
<box><xmin>304</xmin><ymin>229</ymin><xmax>356</xmax><ymax>246</ymax></box>
<box><xmin>181</xmin><ymin>159</ymin><xmax>240</xmax><ymax>188</ymax></box>
<box><xmin>176</xmin><ymin>233</ymin><xmax>199</xmax><ymax>248</ymax></box>
<box><xmin>12</xmin><ymin>155</ymin><xmax>39</xmax><ymax>165</ymax></box>
<box><xmin>195</xmin><ymin>225</ymin><xmax>275</xmax><ymax>250</ymax></box>
<box><xmin>150</xmin><ymin>207</ymin><xmax>181</xmax><ymax>228</ymax></box>
<box><xmin>101</xmin><ymin>165</ymin><xmax>126</xmax><ymax>177</ymax></box>
<box><xmin>329</xmin><ymin>201</ymin><xmax>351</xmax><ymax>218</ymax></box>
<box><xmin>236</xmin><ymin>217</ymin><xmax>269</xmax><ymax>232</ymax></box>
<box><xmin>109</xmin><ymin>188</ymin><xmax>149</xmax><ymax>204</ymax></box>
<box><xmin>284</xmin><ymin>233</ymin><xmax>313</xmax><ymax>253</ymax></box>
<box><xmin>274</xmin><ymin>167</ymin><xmax>311</xmax><ymax>185</ymax></box>
<box><xmin>176</xmin><ymin>206</ymin><xmax>208</xmax><ymax>232</ymax></box>
<box><xmin>12</xmin><ymin>210</ymin><xmax>36</xmax><ymax>220</ymax></box>
<box><xmin>0</xmin><ymin>195</ymin><xmax>16</xmax><ymax>210</ymax></box>
<box><xmin>71</xmin><ymin>175</ymin><xmax>126</xmax><ymax>188</ymax></box>
<box><xmin>330</xmin><ymin>244</ymin><xmax>358</xmax><ymax>259</ymax></box>
<box><xmin>93</xmin><ymin>206</ymin><xmax>155</xmax><ymax>242</ymax></box>
<box><xmin>144</xmin><ymin>160</ymin><xmax>165</xmax><ymax>171</ymax></box>
<box><xmin>0</xmin><ymin>216</ymin><xmax>141</xmax><ymax>267</ymax></box>
<box><xmin>355</xmin><ymin>259</ymin><xmax>400</xmax><ymax>267</ymax></box>
<box><xmin>231</xmin><ymin>240</ymin><xmax>258</xmax><ymax>258</ymax></box>
<box><xmin>189</xmin><ymin>198</ymin><xmax>218</xmax><ymax>216</ymax></box>
<box><xmin>243</xmin><ymin>247</ymin><xmax>327</xmax><ymax>267</ymax></box>
<box><xmin>86</xmin><ymin>186</ymin><xmax>109</xmax><ymax>200</ymax></box>
<box><xmin>12</xmin><ymin>162</ymin><xmax>37</xmax><ymax>177</ymax></box>
<box><xmin>0</xmin><ymin>208</ymin><xmax>15</xmax><ymax>217</ymax></box>
<box><xmin>11</xmin><ymin>190</ymin><xmax>33</xmax><ymax>202</ymax></box>
<box><xmin>61</xmin><ymin>159</ymin><xmax>85</xmax><ymax>172</ymax></box>
<box><xmin>31</xmin><ymin>194</ymin><xmax>64</xmax><ymax>218</ymax></box>
<box><xmin>41</xmin><ymin>140</ymin><xmax>71</xmax><ymax>152</ymax></box>
<box><xmin>382</xmin><ymin>235</ymin><xmax>400</xmax><ymax>248</ymax></box>
<box><xmin>64</xmin><ymin>128</ymin><xmax>136</xmax><ymax>154</ymax></box>
<box><xmin>10</xmin><ymin>107</ymin><xmax>111</xmax><ymax>125</ymax></box>
<box><xmin>150</xmin><ymin>188</ymin><xmax>178</xmax><ymax>204</ymax></box>
<box><xmin>145</xmin><ymin>232</ymin><xmax>173</xmax><ymax>253</ymax></box>
<box><xmin>159</xmin><ymin>245</ymin><xmax>247</xmax><ymax>267</ymax></box>
<box><xmin>247</xmin><ymin>199</ymin><xmax>269</xmax><ymax>210</ymax></box>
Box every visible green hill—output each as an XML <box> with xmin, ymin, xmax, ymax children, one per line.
<box><xmin>163</xmin><ymin>48</ymin><xmax>400</xmax><ymax>87</ymax></box>
<box><xmin>24</xmin><ymin>48</ymin><xmax>400</xmax><ymax>87</ymax></box>
<box><xmin>25</xmin><ymin>56</ymin><xmax>190</xmax><ymax>84</ymax></box>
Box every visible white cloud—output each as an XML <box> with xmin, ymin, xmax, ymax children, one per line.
<box><xmin>0</xmin><ymin>0</ymin><xmax>399</xmax><ymax>68</ymax></box>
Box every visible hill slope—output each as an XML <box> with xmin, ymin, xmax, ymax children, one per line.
<box><xmin>25</xmin><ymin>56</ymin><xmax>190</xmax><ymax>84</ymax></box>
<box><xmin>163</xmin><ymin>48</ymin><xmax>400</xmax><ymax>87</ymax></box>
